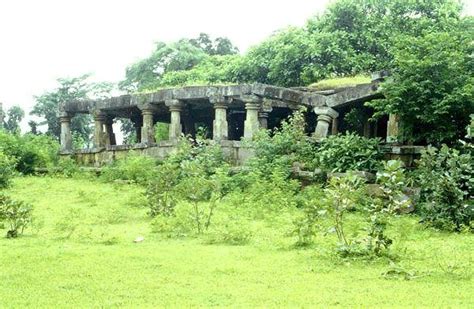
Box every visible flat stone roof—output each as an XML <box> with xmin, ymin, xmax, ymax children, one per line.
<box><xmin>61</xmin><ymin>82</ymin><xmax>382</xmax><ymax>115</ymax></box>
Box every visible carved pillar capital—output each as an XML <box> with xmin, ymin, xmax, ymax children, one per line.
<box><xmin>314</xmin><ymin>106</ymin><xmax>339</xmax><ymax>139</ymax></box>
<box><xmin>314</xmin><ymin>106</ymin><xmax>339</xmax><ymax>120</ymax></box>
<box><xmin>165</xmin><ymin>99</ymin><xmax>184</xmax><ymax>112</ymax></box>
<box><xmin>59</xmin><ymin>113</ymin><xmax>72</xmax><ymax>123</ymax></box>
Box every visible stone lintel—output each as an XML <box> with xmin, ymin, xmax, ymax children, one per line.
<box><xmin>261</xmin><ymin>98</ymin><xmax>273</xmax><ymax>113</ymax></box>
<box><xmin>240</xmin><ymin>94</ymin><xmax>262</xmax><ymax>104</ymax></box>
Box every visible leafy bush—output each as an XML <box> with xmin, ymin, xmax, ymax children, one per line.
<box><xmin>175</xmin><ymin>162</ymin><xmax>230</xmax><ymax>234</ymax></box>
<box><xmin>364</xmin><ymin>160</ymin><xmax>410</xmax><ymax>255</ymax></box>
<box><xmin>146</xmin><ymin>135</ymin><xmax>229</xmax><ymax>217</ymax></box>
<box><xmin>315</xmin><ymin>132</ymin><xmax>382</xmax><ymax>173</ymax></box>
<box><xmin>0</xmin><ymin>194</ymin><xmax>33</xmax><ymax>238</ymax></box>
<box><xmin>0</xmin><ymin>151</ymin><xmax>16</xmax><ymax>188</ymax></box>
<box><xmin>324</xmin><ymin>173</ymin><xmax>366</xmax><ymax>255</ymax></box>
<box><xmin>54</xmin><ymin>157</ymin><xmax>81</xmax><ymax>178</ymax></box>
<box><xmin>146</xmin><ymin>162</ymin><xmax>180</xmax><ymax>217</ymax></box>
<box><xmin>292</xmin><ymin>185</ymin><xmax>326</xmax><ymax>247</ymax></box>
<box><xmin>0</xmin><ymin>131</ymin><xmax>59</xmax><ymax>174</ymax></box>
<box><xmin>416</xmin><ymin>145</ymin><xmax>473</xmax><ymax>231</ymax></box>
<box><xmin>249</xmin><ymin>110</ymin><xmax>316</xmax><ymax>176</ymax></box>
<box><xmin>101</xmin><ymin>153</ymin><xmax>158</xmax><ymax>185</ymax></box>
<box><xmin>147</xmin><ymin>134</ymin><xmax>231</xmax><ymax>234</ymax></box>
<box><xmin>150</xmin><ymin>205</ymin><xmax>194</xmax><ymax>238</ymax></box>
<box><xmin>230</xmin><ymin>168</ymin><xmax>301</xmax><ymax>218</ymax></box>
<box><xmin>205</xmin><ymin>218</ymin><xmax>253</xmax><ymax>245</ymax></box>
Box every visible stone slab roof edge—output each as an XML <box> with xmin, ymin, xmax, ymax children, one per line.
<box><xmin>61</xmin><ymin>81</ymin><xmax>382</xmax><ymax>114</ymax></box>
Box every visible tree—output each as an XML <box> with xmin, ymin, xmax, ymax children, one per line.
<box><xmin>189</xmin><ymin>33</ymin><xmax>239</xmax><ymax>56</ymax></box>
<box><xmin>306</xmin><ymin>0</ymin><xmax>464</xmax><ymax>74</ymax></box>
<box><xmin>4</xmin><ymin>105</ymin><xmax>25</xmax><ymax>134</ymax></box>
<box><xmin>119</xmin><ymin>33</ymin><xmax>239</xmax><ymax>92</ymax></box>
<box><xmin>28</xmin><ymin>120</ymin><xmax>38</xmax><ymax>135</ymax></box>
<box><xmin>368</xmin><ymin>18</ymin><xmax>474</xmax><ymax>145</ymax></box>
<box><xmin>32</xmin><ymin>74</ymin><xmax>114</xmax><ymax>142</ymax></box>
<box><xmin>232</xmin><ymin>0</ymin><xmax>465</xmax><ymax>87</ymax></box>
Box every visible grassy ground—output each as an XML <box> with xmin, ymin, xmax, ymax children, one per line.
<box><xmin>1</xmin><ymin>176</ymin><xmax>472</xmax><ymax>307</ymax></box>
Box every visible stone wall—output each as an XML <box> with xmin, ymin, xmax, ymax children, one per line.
<box><xmin>66</xmin><ymin>140</ymin><xmax>253</xmax><ymax>166</ymax></box>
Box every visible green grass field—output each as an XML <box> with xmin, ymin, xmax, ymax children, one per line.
<box><xmin>1</xmin><ymin>176</ymin><xmax>472</xmax><ymax>307</ymax></box>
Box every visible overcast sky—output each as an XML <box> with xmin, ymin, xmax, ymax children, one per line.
<box><xmin>0</xmin><ymin>0</ymin><xmax>330</xmax><ymax>127</ymax></box>
<box><xmin>0</xmin><ymin>0</ymin><xmax>473</xmax><ymax>131</ymax></box>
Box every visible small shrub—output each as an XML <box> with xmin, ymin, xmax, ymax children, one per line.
<box><xmin>101</xmin><ymin>153</ymin><xmax>158</xmax><ymax>185</ymax></box>
<box><xmin>364</xmin><ymin>160</ymin><xmax>410</xmax><ymax>255</ymax></box>
<box><xmin>0</xmin><ymin>194</ymin><xmax>33</xmax><ymax>238</ymax></box>
<box><xmin>315</xmin><ymin>132</ymin><xmax>382</xmax><ymax>173</ymax></box>
<box><xmin>205</xmin><ymin>218</ymin><xmax>253</xmax><ymax>245</ymax></box>
<box><xmin>146</xmin><ymin>134</ymin><xmax>229</xmax><ymax>218</ymax></box>
<box><xmin>324</xmin><ymin>173</ymin><xmax>365</xmax><ymax>252</ymax></box>
<box><xmin>292</xmin><ymin>185</ymin><xmax>326</xmax><ymax>247</ymax></box>
<box><xmin>146</xmin><ymin>162</ymin><xmax>180</xmax><ymax>217</ymax></box>
<box><xmin>249</xmin><ymin>110</ymin><xmax>316</xmax><ymax>175</ymax></box>
<box><xmin>150</xmin><ymin>203</ymin><xmax>195</xmax><ymax>238</ymax></box>
<box><xmin>175</xmin><ymin>162</ymin><xmax>230</xmax><ymax>234</ymax></box>
<box><xmin>0</xmin><ymin>151</ymin><xmax>16</xmax><ymax>188</ymax></box>
<box><xmin>55</xmin><ymin>157</ymin><xmax>80</xmax><ymax>178</ymax></box>
<box><xmin>416</xmin><ymin>145</ymin><xmax>473</xmax><ymax>231</ymax></box>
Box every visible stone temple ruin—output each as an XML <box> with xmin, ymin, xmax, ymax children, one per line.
<box><xmin>59</xmin><ymin>73</ymin><xmax>422</xmax><ymax>166</ymax></box>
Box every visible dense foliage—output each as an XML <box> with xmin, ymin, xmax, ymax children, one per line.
<box><xmin>368</xmin><ymin>20</ymin><xmax>474</xmax><ymax>144</ymax></box>
<box><xmin>119</xmin><ymin>33</ymin><xmax>239</xmax><ymax>92</ymax></box>
<box><xmin>248</xmin><ymin>110</ymin><xmax>316</xmax><ymax>175</ymax></box>
<box><xmin>315</xmin><ymin>133</ymin><xmax>382</xmax><ymax>173</ymax></box>
<box><xmin>0</xmin><ymin>151</ymin><xmax>16</xmax><ymax>188</ymax></box>
<box><xmin>416</xmin><ymin>145</ymin><xmax>473</xmax><ymax>231</ymax></box>
<box><xmin>0</xmin><ymin>130</ymin><xmax>59</xmax><ymax>174</ymax></box>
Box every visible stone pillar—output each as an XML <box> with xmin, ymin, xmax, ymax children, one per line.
<box><xmin>331</xmin><ymin>117</ymin><xmax>339</xmax><ymax>136</ymax></box>
<box><xmin>314</xmin><ymin>107</ymin><xmax>339</xmax><ymax>139</ymax></box>
<box><xmin>59</xmin><ymin>113</ymin><xmax>73</xmax><ymax>152</ymax></box>
<box><xmin>131</xmin><ymin>117</ymin><xmax>142</xmax><ymax>143</ymax></box>
<box><xmin>210</xmin><ymin>96</ymin><xmax>229</xmax><ymax>141</ymax></box>
<box><xmin>93</xmin><ymin>111</ymin><xmax>106</xmax><ymax>149</ymax></box>
<box><xmin>242</xmin><ymin>95</ymin><xmax>262</xmax><ymax>139</ymax></box>
<box><xmin>105</xmin><ymin>117</ymin><xmax>116</xmax><ymax>146</ymax></box>
<box><xmin>386</xmin><ymin>113</ymin><xmax>400</xmax><ymax>143</ymax></box>
<box><xmin>166</xmin><ymin>100</ymin><xmax>183</xmax><ymax>140</ymax></box>
<box><xmin>141</xmin><ymin>107</ymin><xmax>155</xmax><ymax>144</ymax></box>
<box><xmin>258</xmin><ymin>112</ymin><xmax>269</xmax><ymax>129</ymax></box>
<box><xmin>363</xmin><ymin>120</ymin><xmax>371</xmax><ymax>138</ymax></box>
<box><xmin>260</xmin><ymin>99</ymin><xmax>272</xmax><ymax>130</ymax></box>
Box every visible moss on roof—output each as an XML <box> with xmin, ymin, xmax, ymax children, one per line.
<box><xmin>308</xmin><ymin>75</ymin><xmax>371</xmax><ymax>91</ymax></box>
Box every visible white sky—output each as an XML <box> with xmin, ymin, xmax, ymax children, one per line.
<box><xmin>0</xmin><ymin>0</ymin><xmax>330</xmax><ymax>130</ymax></box>
<box><xmin>0</xmin><ymin>0</ymin><xmax>473</xmax><ymax>131</ymax></box>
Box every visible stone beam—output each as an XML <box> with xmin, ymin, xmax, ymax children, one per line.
<box><xmin>325</xmin><ymin>83</ymin><xmax>382</xmax><ymax>108</ymax></box>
